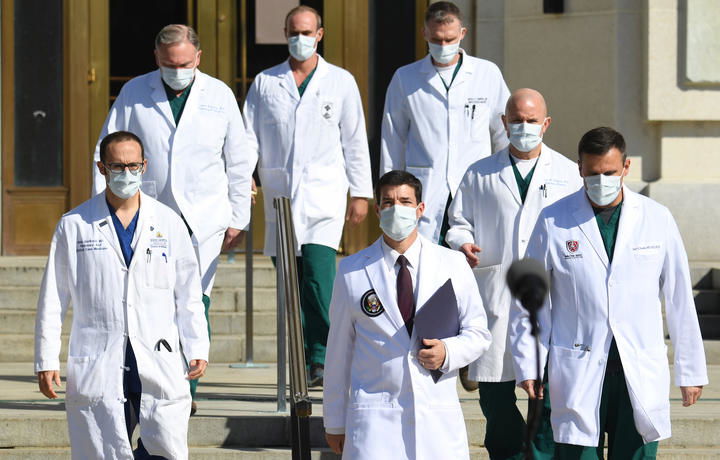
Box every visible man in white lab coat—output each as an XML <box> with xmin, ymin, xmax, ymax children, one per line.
<box><xmin>447</xmin><ymin>89</ymin><xmax>582</xmax><ymax>459</ymax></box>
<box><xmin>92</xmin><ymin>25</ymin><xmax>256</xmax><ymax>405</ymax></box>
<box><xmin>244</xmin><ymin>6</ymin><xmax>373</xmax><ymax>386</ymax></box>
<box><xmin>381</xmin><ymin>1</ymin><xmax>510</xmax><ymax>244</ymax></box>
<box><xmin>510</xmin><ymin>127</ymin><xmax>708</xmax><ymax>458</ymax></box>
<box><xmin>36</xmin><ymin>131</ymin><xmax>209</xmax><ymax>460</ymax></box>
<box><xmin>323</xmin><ymin>170</ymin><xmax>491</xmax><ymax>459</ymax></box>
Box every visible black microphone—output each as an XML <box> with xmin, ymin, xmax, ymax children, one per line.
<box><xmin>506</xmin><ymin>258</ymin><xmax>549</xmax><ymax>313</ymax></box>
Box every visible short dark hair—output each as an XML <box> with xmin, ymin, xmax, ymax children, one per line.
<box><xmin>99</xmin><ymin>131</ymin><xmax>145</xmax><ymax>163</ymax></box>
<box><xmin>578</xmin><ymin>127</ymin><xmax>627</xmax><ymax>162</ymax></box>
<box><xmin>375</xmin><ymin>170</ymin><xmax>423</xmax><ymax>204</ymax></box>
<box><xmin>285</xmin><ymin>5</ymin><xmax>322</xmax><ymax>30</ymax></box>
<box><xmin>425</xmin><ymin>1</ymin><xmax>463</xmax><ymax>25</ymax></box>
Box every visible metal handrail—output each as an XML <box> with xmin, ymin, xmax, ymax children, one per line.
<box><xmin>274</xmin><ymin>197</ymin><xmax>312</xmax><ymax>459</ymax></box>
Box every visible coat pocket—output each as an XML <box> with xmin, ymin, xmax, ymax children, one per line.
<box><xmin>65</xmin><ymin>355</ymin><xmax>105</xmax><ymax>406</ymax></box>
<box><xmin>472</xmin><ymin>263</ymin><xmax>506</xmax><ymax>318</ymax></box>
<box><xmin>144</xmin><ymin>254</ymin><xmax>172</xmax><ymax>290</ymax></box>
<box><xmin>548</xmin><ymin>344</ymin><xmax>595</xmax><ymax>414</ymax></box>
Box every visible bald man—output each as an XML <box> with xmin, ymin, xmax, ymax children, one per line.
<box><xmin>447</xmin><ymin>89</ymin><xmax>583</xmax><ymax>459</ymax></box>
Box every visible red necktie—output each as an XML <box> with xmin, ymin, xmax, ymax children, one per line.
<box><xmin>396</xmin><ymin>255</ymin><xmax>415</xmax><ymax>335</ymax></box>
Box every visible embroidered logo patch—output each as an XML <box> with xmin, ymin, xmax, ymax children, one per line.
<box><xmin>566</xmin><ymin>240</ymin><xmax>579</xmax><ymax>253</ymax></box>
<box><xmin>361</xmin><ymin>289</ymin><xmax>384</xmax><ymax>317</ymax></box>
<box><xmin>321</xmin><ymin>101</ymin><xmax>334</xmax><ymax>120</ymax></box>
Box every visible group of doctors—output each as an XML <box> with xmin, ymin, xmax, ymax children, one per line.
<box><xmin>32</xmin><ymin>0</ymin><xmax>708</xmax><ymax>459</ymax></box>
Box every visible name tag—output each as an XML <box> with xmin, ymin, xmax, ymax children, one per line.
<box><xmin>76</xmin><ymin>239</ymin><xmax>108</xmax><ymax>252</ymax></box>
<box><xmin>149</xmin><ymin>237</ymin><xmax>168</xmax><ymax>250</ymax></box>
<box><xmin>199</xmin><ymin>104</ymin><xmax>224</xmax><ymax>114</ymax></box>
<box><xmin>633</xmin><ymin>243</ymin><xmax>661</xmax><ymax>256</ymax></box>
<box><xmin>467</xmin><ymin>97</ymin><xmax>487</xmax><ymax>105</ymax></box>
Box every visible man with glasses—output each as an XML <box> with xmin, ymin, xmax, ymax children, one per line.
<box><xmin>37</xmin><ymin>131</ymin><xmax>209</xmax><ymax>459</ymax></box>
<box><xmin>91</xmin><ymin>24</ymin><xmax>256</xmax><ymax>411</ymax></box>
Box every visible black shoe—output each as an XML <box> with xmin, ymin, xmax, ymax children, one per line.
<box><xmin>190</xmin><ymin>401</ymin><xmax>198</xmax><ymax>416</ymax></box>
<box><xmin>308</xmin><ymin>364</ymin><xmax>324</xmax><ymax>387</ymax></box>
<box><xmin>459</xmin><ymin>365</ymin><xmax>479</xmax><ymax>392</ymax></box>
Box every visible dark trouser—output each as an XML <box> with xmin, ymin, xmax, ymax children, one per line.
<box><xmin>438</xmin><ymin>196</ymin><xmax>452</xmax><ymax>248</ymax></box>
<box><xmin>273</xmin><ymin>243</ymin><xmax>336</xmax><ymax>366</ymax></box>
<box><xmin>124</xmin><ymin>342</ymin><xmax>167</xmax><ymax>460</ymax></box>
<box><xmin>554</xmin><ymin>363</ymin><xmax>659</xmax><ymax>460</ymax></box>
<box><xmin>189</xmin><ymin>294</ymin><xmax>211</xmax><ymax>399</ymax></box>
<box><xmin>478</xmin><ymin>379</ymin><xmax>554</xmax><ymax>460</ymax></box>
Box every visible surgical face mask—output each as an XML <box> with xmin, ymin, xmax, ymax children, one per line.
<box><xmin>379</xmin><ymin>205</ymin><xmax>418</xmax><ymax>242</ymax></box>
<box><xmin>106</xmin><ymin>168</ymin><xmax>143</xmax><ymax>200</ymax></box>
<box><xmin>161</xmin><ymin>66</ymin><xmax>195</xmax><ymax>91</ymax></box>
<box><xmin>428</xmin><ymin>42</ymin><xmax>460</xmax><ymax>65</ymax></box>
<box><xmin>288</xmin><ymin>34</ymin><xmax>317</xmax><ymax>62</ymax></box>
<box><xmin>584</xmin><ymin>172</ymin><xmax>623</xmax><ymax>206</ymax></box>
<box><xmin>508</xmin><ymin>121</ymin><xmax>544</xmax><ymax>152</ymax></box>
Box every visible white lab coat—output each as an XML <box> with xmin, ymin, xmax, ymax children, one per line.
<box><xmin>446</xmin><ymin>145</ymin><xmax>582</xmax><ymax>381</ymax></box>
<box><xmin>92</xmin><ymin>70</ymin><xmax>257</xmax><ymax>293</ymax></box>
<box><xmin>380</xmin><ymin>52</ymin><xmax>510</xmax><ymax>242</ymax></box>
<box><xmin>243</xmin><ymin>56</ymin><xmax>373</xmax><ymax>256</ymax></box>
<box><xmin>509</xmin><ymin>187</ymin><xmax>708</xmax><ymax>446</ymax></box>
<box><xmin>35</xmin><ymin>192</ymin><xmax>209</xmax><ymax>460</ymax></box>
<box><xmin>324</xmin><ymin>236</ymin><xmax>491</xmax><ymax>459</ymax></box>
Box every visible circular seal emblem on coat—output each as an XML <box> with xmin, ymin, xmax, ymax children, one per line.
<box><xmin>361</xmin><ymin>289</ymin><xmax>384</xmax><ymax>317</ymax></box>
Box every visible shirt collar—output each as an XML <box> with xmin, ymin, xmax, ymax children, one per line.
<box><xmin>380</xmin><ymin>234</ymin><xmax>422</xmax><ymax>272</ymax></box>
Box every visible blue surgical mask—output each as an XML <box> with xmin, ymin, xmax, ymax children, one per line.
<box><xmin>428</xmin><ymin>42</ymin><xmax>460</xmax><ymax>65</ymax></box>
<box><xmin>288</xmin><ymin>34</ymin><xmax>317</xmax><ymax>62</ymax></box>
<box><xmin>107</xmin><ymin>169</ymin><xmax>143</xmax><ymax>200</ymax></box>
<box><xmin>508</xmin><ymin>121</ymin><xmax>545</xmax><ymax>152</ymax></box>
<box><xmin>160</xmin><ymin>66</ymin><xmax>195</xmax><ymax>91</ymax></box>
<box><xmin>584</xmin><ymin>173</ymin><xmax>623</xmax><ymax>206</ymax></box>
<box><xmin>379</xmin><ymin>205</ymin><xmax>418</xmax><ymax>242</ymax></box>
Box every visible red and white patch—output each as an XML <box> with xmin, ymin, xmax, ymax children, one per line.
<box><xmin>566</xmin><ymin>240</ymin><xmax>579</xmax><ymax>253</ymax></box>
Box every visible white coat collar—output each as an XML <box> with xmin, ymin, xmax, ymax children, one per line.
<box><xmin>148</xmin><ymin>69</ymin><xmax>209</xmax><ymax>128</ymax></box>
<box><xmin>419</xmin><ymin>50</ymin><xmax>474</xmax><ymax>96</ymax></box>
<box><xmin>277</xmin><ymin>54</ymin><xmax>330</xmax><ymax>101</ymax></box>
<box><xmin>497</xmin><ymin>144</ymin><xmax>554</xmax><ymax>206</ymax></box>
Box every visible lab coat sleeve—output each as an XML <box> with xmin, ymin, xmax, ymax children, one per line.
<box><xmin>340</xmin><ymin>74</ymin><xmax>373</xmax><ymax>199</ymax></box>
<box><xmin>509</xmin><ymin>215</ymin><xmax>552</xmax><ymax>383</ymax></box>
<box><xmin>489</xmin><ymin>66</ymin><xmax>510</xmax><ymax>154</ymax></box>
<box><xmin>323</xmin><ymin>268</ymin><xmax>356</xmax><ymax>433</ymax></box>
<box><xmin>173</xmin><ymin>220</ymin><xmax>210</xmax><ymax>362</ymax></box>
<box><xmin>241</xmin><ymin>79</ymin><xmax>261</xmax><ymax>171</ymax></box>
<box><xmin>660</xmin><ymin>209</ymin><xmax>708</xmax><ymax>387</ymax></box>
<box><xmin>440</xmin><ymin>253</ymin><xmax>491</xmax><ymax>373</ymax></box>
<box><xmin>92</xmin><ymin>88</ymin><xmax>130</xmax><ymax>196</ymax></box>
<box><xmin>446</xmin><ymin>171</ymin><xmax>477</xmax><ymax>251</ymax></box>
<box><xmin>224</xmin><ymin>87</ymin><xmax>258</xmax><ymax>231</ymax></box>
<box><xmin>380</xmin><ymin>71</ymin><xmax>409</xmax><ymax>175</ymax></box>
<box><xmin>35</xmin><ymin>221</ymin><xmax>72</xmax><ymax>373</ymax></box>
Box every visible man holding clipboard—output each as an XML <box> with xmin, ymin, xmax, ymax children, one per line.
<box><xmin>323</xmin><ymin>170</ymin><xmax>491</xmax><ymax>459</ymax></box>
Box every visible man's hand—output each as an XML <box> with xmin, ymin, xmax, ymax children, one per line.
<box><xmin>460</xmin><ymin>243</ymin><xmax>482</xmax><ymax>268</ymax></box>
<box><xmin>326</xmin><ymin>433</ymin><xmax>345</xmax><ymax>455</ymax></box>
<box><xmin>681</xmin><ymin>386</ymin><xmax>703</xmax><ymax>407</ymax></box>
<box><xmin>37</xmin><ymin>370</ymin><xmax>62</xmax><ymax>399</ymax></box>
<box><xmin>417</xmin><ymin>339</ymin><xmax>446</xmax><ymax>371</ymax></box>
<box><xmin>251</xmin><ymin>178</ymin><xmax>258</xmax><ymax>206</ymax></box>
<box><xmin>187</xmin><ymin>360</ymin><xmax>208</xmax><ymax>380</ymax></box>
<box><xmin>222</xmin><ymin>227</ymin><xmax>245</xmax><ymax>251</ymax></box>
<box><xmin>519</xmin><ymin>379</ymin><xmax>544</xmax><ymax>399</ymax></box>
<box><xmin>345</xmin><ymin>197</ymin><xmax>369</xmax><ymax>225</ymax></box>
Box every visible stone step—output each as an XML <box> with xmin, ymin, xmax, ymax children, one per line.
<box><xmin>0</xmin><ymin>333</ymin><xmax>280</xmax><ymax>363</ymax></box>
<box><xmin>695</xmin><ymin>289</ymin><xmax>720</xmax><ymax>315</ymax></box>
<box><xmin>689</xmin><ymin>265</ymin><xmax>720</xmax><ymax>290</ymax></box>
<box><xmin>1</xmin><ymin>447</ymin><xmax>717</xmax><ymax>460</ymax></box>
<box><xmin>699</xmin><ymin>315</ymin><xmax>720</xmax><ymax>340</ymax></box>
<box><xmin>0</xmin><ymin>310</ymin><xmax>279</xmax><ymax>336</ymax></box>
<box><xmin>0</xmin><ymin>257</ymin><xmax>277</xmax><ymax>289</ymax></box>
<box><xmin>0</xmin><ymin>286</ymin><xmax>278</xmax><ymax>312</ymax></box>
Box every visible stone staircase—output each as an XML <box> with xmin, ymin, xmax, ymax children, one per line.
<box><xmin>691</xmin><ymin>264</ymin><xmax>720</xmax><ymax>340</ymax></box>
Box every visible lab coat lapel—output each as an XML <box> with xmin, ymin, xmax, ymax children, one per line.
<box><xmin>447</xmin><ymin>51</ymin><xmax>472</xmax><ymax>90</ymax></box>
<box><xmin>175</xmin><ymin>71</ymin><xmax>206</xmax><ymax>131</ymax></box>
<box><xmin>610</xmin><ymin>186</ymin><xmax>641</xmax><ymax>271</ymax></box>
<box><xmin>571</xmin><ymin>192</ymin><xmax>609</xmax><ymax>268</ymax></box>
<box><xmin>414</xmin><ymin>236</ymin><xmax>445</xmax><ymax>314</ymax></box>
<box><xmin>523</xmin><ymin>146</ymin><xmax>553</xmax><ymax>211</ymax></box>
<box><xmin>419</xmin><ymin>55</ymin><xmax>448</xmax><ymax>99</ymax></box>
<box><xmin>278</xmin><ymin>60</ymin><xmax>300</xmax><ymax>102</ymax></box>
<box><xmin>497</xmin><ymin>150</ymin><xmax>523</xmax><ymax>206</ymax></box>
<box><xmin>300</xmin><ymin>55</ymin><xmax>328</xmax><ymax>102</ymax></box>
<box><xmin>127</xmin><ymin>194</ymin><xmax>153</xmax><ymax>273</ymax></box>
<box><xmin>91</xmin><ymin>194</ymin><xmax>127</xmax><ymax>267</ymax></box>
<box><xmin>363</xmin><ymin>239</ymin><xmax>406</xmax><ymax>333</ymax></box>
<box><xmin>148</xmin><ymin>70</ymin><xmax>176</xmax><ymax>128</ymax></box>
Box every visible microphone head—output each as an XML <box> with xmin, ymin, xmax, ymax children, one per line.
<box><xmin>506</xmin><ymin>258</ymin><xmax>549</xmax><ymax>311</ymax></box>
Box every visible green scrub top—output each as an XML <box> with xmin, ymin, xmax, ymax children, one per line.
<box><xmin>163</xmin><ymin>80</ymin><xmax>194</xmax><ymax>125</ymax></box>
<box><xmin>510</xmin><ymin>155</ymin><xmax>539</xmax><ymax>204</ymax></box>
<box><xmin>297</xmin><ymin>66</ymin><xmax>317</xmax><ymax>97</ymax></box>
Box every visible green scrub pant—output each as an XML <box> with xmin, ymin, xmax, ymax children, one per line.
<box><xmin>555</xmin><ymin>367</ymin><xmax>659</xmax><ymax>459</ymax></box>
<box><xmin>478</xmin><ymin>379</ymin><xmax>554</xmax><ymax>460</ymax></box>
<box><xmin>189</xmin><ymin>294</ymin><xmax>211</xmax><ymax>399</ymax></box>
<box><xmin>273</xmin><ymin>243</ymin><xmax>336</xmax><ymax>367</ymax></box>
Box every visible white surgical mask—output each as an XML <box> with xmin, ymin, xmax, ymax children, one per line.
<box><xmin>288</xmin><ymin>34</ymin><xmax>317</xmax><ymax>62</ymax></box>
<box><xmin>508</xmin><ymin>121</ymin><xmax>545</xmax><ymax>152</ymax></box>
<box><xmin>161</xmin><ymin>66</ymin><xmax>195</xmax><ymax>91</ymax></box>
<box><xmin>428</xmin><ymin>42</ymin><xmax>460</xmax><ymax>65</ymax></box>
<box><xmin>379</xmin><ymin>205</ymin><xmax>418</xmax><ymax>242</ymax></box>
<box><xmin>107</xmin><ymin>169</ymin><xmax>143</xmax><ymax>200</ymax></box>
<box><xmin>584</xmin><ymin>173</ymin><xmax>623</xmax><ymax>206</ymax></box>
